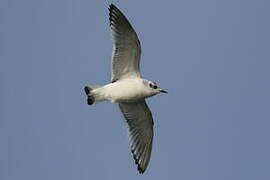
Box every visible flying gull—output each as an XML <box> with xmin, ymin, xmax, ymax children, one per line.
<box><xmin>84</xmin><ymin>4</ymin><xmax>167</xmax><ymax>174</ymax></box>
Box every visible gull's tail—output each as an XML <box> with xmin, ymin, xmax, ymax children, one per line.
<box><xmin>84</xmin><ymin>85</ymin><xmax>102</xmax><ymax>105</ymax></box>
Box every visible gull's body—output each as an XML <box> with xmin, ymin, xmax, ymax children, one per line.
<box><xmin>84</xmin><ymin>4</ymin><xmax>167</xmax><ymax>174</ymax></box>
<box><xmin>90</xmin><ymin>78</ymin><xmax>158</xmax><ymax>103</ymax></box>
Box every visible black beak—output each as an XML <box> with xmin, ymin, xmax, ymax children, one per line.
<box><xmin>160</xmin><ymin>89</ymin><xmax>168</xmax><ymax>93</ymax></box>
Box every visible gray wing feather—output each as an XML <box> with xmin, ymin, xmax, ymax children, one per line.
<box><xmin>109</xmin><ymin>4</ymin><xmax>141</xmax><ymax>82</ymax></box>
<box><xmin>118</xmin><ymin>100</ymin><xmax>154</xmax><ymax>174</ymax></box>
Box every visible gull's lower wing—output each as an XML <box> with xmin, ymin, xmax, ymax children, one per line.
<box><xmin>118</xmin><ymin>100</ymin><xmax>154</xmax><ymax>174</ymax></box>
<box><xmin>109</xmin><ymin>4</ymin><xmax>141</xmax><ymax>82</ymax></box>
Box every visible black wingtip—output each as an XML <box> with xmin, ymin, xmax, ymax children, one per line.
<box><xmin>138</xmin><ymin>166</ymin><xmax>145</xmax><ymax>174</ymax></box>
<box><xmin>108</xmin><ymin>4</ymin><xmax>115</xmax><ymax>13</ymax></box>
<box><xmin>131</xmin><ymin>149</ymin><xmax>145</xmax><ymax>174</ymax></box>
<box><xmin>109</xmin><ymin>3</ymin><xmax>116</xmax><ymax>9</ymax></box>
<box><xmin>108</xmin><ymin>4</ymin><xmax>115</xmax><ymax>26</ymax></box>
<box><xmin>108</xmin><ymin>3</ymin><xmax>120</xmax><ymax>16</ymax></box>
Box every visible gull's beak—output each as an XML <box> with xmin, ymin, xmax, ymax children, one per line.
<box><xmin>159</xmin><ymin>89</ymin><xmax>168</xmax><ymax>93</ymax></box>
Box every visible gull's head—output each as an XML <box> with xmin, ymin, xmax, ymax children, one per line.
<box><xmin>145</xmin><ymin>80</ymin><xmax>168</xmax><ymax>95</ymax></box>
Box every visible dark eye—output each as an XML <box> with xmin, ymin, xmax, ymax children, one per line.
<box><xmin>149</xmin><ymin>83</ymin><xmax>157</xmax><ymax>89</ymax></box>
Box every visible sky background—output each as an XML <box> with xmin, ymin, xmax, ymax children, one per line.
<box><xmin>0</xmin><ymin>0</ymin><xmax>270</xmax><ymax>179</ymax></box>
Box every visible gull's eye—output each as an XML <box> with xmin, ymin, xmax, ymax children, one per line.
<box><xmin>149</xmin><ymin>83</ymin><xmax>157</xmax><ymax>89</ymax></box>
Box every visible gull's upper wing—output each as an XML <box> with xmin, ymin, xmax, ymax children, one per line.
<box><xmin>118</xmin><ymin>100</ymin><xmax>154</xmax><ymax>174</ymax></box>
<box><xmin>109</xmin><ymin>4</ymin><xmax>141</xmax><ymax>82</ymax></box>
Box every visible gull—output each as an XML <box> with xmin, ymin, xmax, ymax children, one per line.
<box><xmin>84</xmin><ymin>4</ymin><xmax>167</xmax><ymax>174</ymax></box>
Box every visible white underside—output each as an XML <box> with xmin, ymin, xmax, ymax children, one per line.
<box><xmin>91</xmin><ymin>78</ymin><xmax>155</xmax><ymax>103</ymax></box>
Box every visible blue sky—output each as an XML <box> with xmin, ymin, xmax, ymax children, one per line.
<box><xmin>0</xmin><ymin>0</ymin><xmax>269</xmax><ymax>179</ymax></box>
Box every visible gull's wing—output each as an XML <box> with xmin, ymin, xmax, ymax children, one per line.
<box><xmin>118</xmin><ymin>100</ymin><xmax>154</xmax><ymax>174</ymax></box>
<box><xmin>109</xmin><ymin>4</ymin><xmax>141</xmax><ymax>82</ymax></box>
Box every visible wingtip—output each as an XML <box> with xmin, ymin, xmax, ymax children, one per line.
<box><xmin>108</xmin><ymin>4</ymin><xmax>115</xmax><ymax>26</ymax></box>
<box><xmin>108</xmin><ymin>3</ymin><xmax>122</xmax><ymax>15</ymax></box>
<box><xmin>138</xmin><ymin>165</ymin><xmax>145</xmax><ymax>174</ymax></box>
<box><xmin>108</xmin><ymin>3</ymin><xmax>116</xmax><ymax>11</ymax></box>
<box><xmin>131</xmin><ymin>149</ymin><xmax>146</xmax><ymax>174</ymax></box>
<box><xmin>109</xmin><ymin>3</ymin><xmax>116</xmax><ymax>7</ymax></box>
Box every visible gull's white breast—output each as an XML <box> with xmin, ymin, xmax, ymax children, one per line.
<box><xmin>99</xmin><ymin>78</ymin><xmax>149</xmax><ymax>103</ymax></box>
